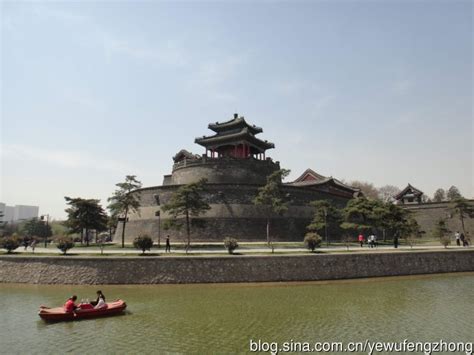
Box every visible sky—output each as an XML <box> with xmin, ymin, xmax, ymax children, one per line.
<box><xmin>1</xmin><ymin>0</ymin><xmax>472</xmax><ymax>220</ymax></box>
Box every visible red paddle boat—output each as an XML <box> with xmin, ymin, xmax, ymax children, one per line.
<box><xmin>38</xmin><ymin>300</ymin><xmax>127</xmax><ymax>322</ymax></box>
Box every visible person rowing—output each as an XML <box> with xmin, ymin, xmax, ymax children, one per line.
<box><xmin>64</xmin><ymin>295</ymin><xmax>78</xmax><ymax>313</ymax></box>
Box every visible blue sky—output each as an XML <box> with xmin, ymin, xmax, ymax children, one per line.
<box><xmin>1</xmin><ymin>0</ymin><xmax>472</xmax><ymax>219</ymax></box>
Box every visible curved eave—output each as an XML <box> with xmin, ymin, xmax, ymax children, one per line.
<box><xmin>195</xmin><ymin>130</ymin><xmax>274</xmax><ymax>150</ymax></box>
<box><xmin>285</xmin><ymin>178</ymin><xmax>358</xmax><ymax>194</ymax></box>
<box><xmin>394</xmin><ymin>184</ymin><xmax>424</xmax><ymax>200</ymax></box>
<box><xmin>208</xmin><ymin>117</ymin><xmax>263</xmax><ymax>135</ymax></box>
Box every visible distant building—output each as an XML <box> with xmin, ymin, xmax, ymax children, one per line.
<box><xmin>393</xmin><ymin>184</ymin><xmax>424</xmax><ymax>205</ymax></box>
<box><xmin>0</xmin><ymin>203</ymin><xmax>39</xmax><ymax>222</ymax></box>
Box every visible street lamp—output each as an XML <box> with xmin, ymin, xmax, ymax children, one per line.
<box><xmin>156</xmin><ymin>211</ymin><xmax>161</xmax><ymax>247</ymax></box>
<box><xmin>154</xmin><ymin>194</ymin><xmax>161</xmax><ymax>248</ymax></box>
<box><xmin>40</xmin><ymin>214</ymin><xmax>49</xmax><ymax>248</ymax></box>
<box><xmin>323</xmin><ymin>208</ymin><xmax>329</xmax><ymax>247</ymax></box>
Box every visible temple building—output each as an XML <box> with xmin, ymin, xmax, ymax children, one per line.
<box><xmin>117</xmin><ymin>114</ymin><xmax>360</xmax><ymax>243</ymax></box>
<box><xmin>394</xmin><ymin>184</ymin><xmax>424</xmax><ymax>205</ymax></box>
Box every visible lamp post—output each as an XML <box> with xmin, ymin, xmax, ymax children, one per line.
<box><xmin>155</xmin><ymin>210</ymin><xmax>161</xmax><ymax>247</ymax></box>
<box><xmin>117</xmin><ymin>217</ymin><xmax>127</xmax><ymax>248</ymax></box>
<box><xmin>323</xmin><ymin>208</ymin><xmax>329</xmax><ymax>247</ymax></box>
<box><xmin>40</xmin><ymin>214</ymin><xmax>49</xmax><ymax>248</ymax></box>
<box><xmin>153</xmin><ymin>194</ymin><xmax>161</xmax><ymax>248</ymax></box>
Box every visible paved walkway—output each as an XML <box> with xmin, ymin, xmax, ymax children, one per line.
<box><xmin>11</xmin><ymin>244</ymin><xmax>469</xmax><ymax>255</ymax></box>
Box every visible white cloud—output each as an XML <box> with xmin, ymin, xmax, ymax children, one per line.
<box><xmin>391</xmin><ymin>78</ymin><xmax>414</xmax><ymax>94</ymax></box>
<box><xmin>2</xmin><ymin>144</ymin><xmax>134</xmax><ymax>173</ymax></box>
<box><xmin>101</xmin><ymin>33</ymin><xmax>187</xmax><ymax>66</ymax></box>
<box><xmin>186</xmin><ymin>54</ymin><xmax>249</xmax><ymax>103</ymax></box>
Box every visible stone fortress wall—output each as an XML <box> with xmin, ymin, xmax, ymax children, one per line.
<box><xmin>1</xmin><ymin>250</ymin><xmax>472</xmax><ymax>285</ymax></box>
<box><xmin>168</xmin><ymin>156</ymin><xmax>280</xmax><ymax>185</ymax></box>
<box><xmin>402</xmin><ymin>200</ymin><xmax>474</xmax><ymax>237</ymax></box>
<box><xmin>122</xmin><ymin>182</ymin><xmax>350</xmax><ymax>243</ymax></box>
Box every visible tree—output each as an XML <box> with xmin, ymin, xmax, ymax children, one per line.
<box><xmin>224</xmin><ymin>238</ymin><xmax>239</xmax><ymax>254</ymax></box>
<box><xmin>64</xmin><ymin>197</ymin><xmax>108</xmax><ymax>246</ymax></box>
<box><xmin>447</xmin><ymin>186</ymin><xmax>462</xmax><ymax>201</ymax></box>
<box><xmin>349</xmin><ymin>180</ymin><xmax>379</xmax><ymax>200</ymax></box>
<box><xmin>377</xmin><ymin>185</ymin><xmax>401</xmax><ymax>203</ymax></box>
<box><xmin>421</xmin><ymin>195</ymin><xmax>431</xmax><ymax>203</ymax></box>
<box><xmin>0</xmin><ymin>212</ymin><xmax>5</xmax><ymax>237</ymax></box>
<box><xmin>108</xmin><ymin>175</ymin><xmax>142</xmax><ymax>248</ymax></box>
<box><xmin>433</xmin><ymin>188</ymin><xmax>446</xmax><ymax>202</ymax></box>
<box><xmin>0</xmin><ymin>236</ymin><xmax>20</xmax><ymax>253</ymax></box>
<box><xmin>452</xmin><ymin>198</ymin><xmax>474</xmax><ymax>234</ymax></box>
<box><xmin>341</xmin><ymin>198</ymin><xmax>377</xmax><ymax>234</ymax></box>
<box><xmin>432</xmin><ymin>219</ymin><xmax>450</xmax><ymax>248</ymax></box>
<box><xmin>162</xmin><ymin>178</ymin><xmax>210</xmax><ymax>253</ymax></box>
<box><xmin>254</xmin><ymin>169</ymin><xmax>291</xmax><ymax>252</ymax></box>
<box><xmin>107</xmin><ymin>214</ymin><xmax>118</xmax><ymax>240</ymax></box>
<box><xmin>404</xmin><ymin>218</ymin><xmax>421</xmax><ymax>248</ymax></box>
<box><xmin>133</xmin><ymin>234</ymin><xmax>153</xmax><ymax>255</ymax></box>
<box><xmin>304</xmin><ymin>232</ymin><xmax>322</xmax><ymax>252</ymax></box>
<box><xmin>22</xmin><ymin>218</ymin><xmax>52</xmax><ymax>244</ymax></box>
<box><xmin>55</xmin><ymin>236</ymin><xmax>75</xmax><ymax>255</ymax></box>
<box><xmin>377</xmin><ymin>203</ymin><xmax>414</xmax><ymax>240</ymax></box>
<box><xmin>307</xmin><ymin>200</ymin><xmax>343</xmax><ymax>246</ymax></box>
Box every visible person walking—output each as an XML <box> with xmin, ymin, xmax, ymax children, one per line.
<box><xmin>358</xmin><ymin>234</ymin><xmax>364</xmax><ymax>247</ymax></box>
<box><xmin>393</xmin><ymin>235</ymin><xmax>399</xmax><ymax>249</ymax></box>
<box><xmin>30</xmin><ymin>239</ymin><xmax>36</xmax><ymax>253</ymax></box>
<box><xmin>165</xmin><ymin>235</ymin><xmax>171</xmax><ymax>253</ymax></box>
<box><xmin>460</xmin><ymin>233</ymin><xmax>468</xmax><ymax>247</ymax></box>
<box><xmin>455</xmin><ymin>231</ymin><xmax>461</xmax><ymax>246</ymax></box>
<box><xmin>368</xmin><ymin>234</ymin><xmax>374</xmax><ymax>248</ymax></box>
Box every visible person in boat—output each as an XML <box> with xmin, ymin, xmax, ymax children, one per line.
<box><xmin>94</xmin><ymin>296</ymin><xmax>107</xmax><ymax>309</ymax></box>
<box><xmin>90</xmin><ymin>290</ymin><xmax>106</xmax><ymax>306</ymax></box>
<box><xmin>64</xmin><ymin>295</ymin><xmax>78</xmax><ymax>313</ymax></box>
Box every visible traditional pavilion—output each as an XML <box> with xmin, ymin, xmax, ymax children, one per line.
<box><xmin>394</xmin><ymin>184</ymin><xmax>424</xmax><ymax>204</ymax></box>
<box><xmin>117</xmin><ymin>113</ymin><xmax>360</xmax><ymax>243</ymax></box>
<box><xmin>286</xmin><ymin>168</ymin><xmax>362</xmax><ymax>199</ymax></box>
<box><xmin>195</xmin><ymin>113</ymin><xmax>274</xmax><ymax>160</ymax></box>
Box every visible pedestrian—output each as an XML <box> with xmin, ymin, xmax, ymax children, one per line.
<box><xmin>368</xmin><ymin>234</ymin><xmax>374</xmax><ymax>248</ymax></box>
<box><xmin>165</xmin><ymin>235</ymin><xmax>171</xmax><ymax>253</ymax></box>
<box><xmin>373</xmin><ymin>234</ymin><xmax>377</xmax><ymax>248</ymax></box>
<box><xmin>455</xmin><ymin>231</ymin><xmax>461</xmax><ymax>246</ymax></box>
<box><xmin>460</xmin><ymin>233</ymin><xmax>468</xmax><ymax>247</ymax></box>
<box><xmin>23</xmin><ymin>237</ymin><xmax>29</xmax><ymax>251</ymax></box>
<box><xmin>393</xmin><ymin>235</ymin><xmax>399</xmax><ymax>249</ymax></box>
<box><xmin>30</xmin><ymin>239</ymin><xmax>36</xmax><ymax>253</ymax></box>
<box><xmin>358</xmin><ymin>234</ymin><xmax>364</xmax><ymax>247</ymax></box>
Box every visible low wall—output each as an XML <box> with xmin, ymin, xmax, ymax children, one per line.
<box><xmin>0</xmin><ymin>250</ymin><xmax>473</xmax><ymax>285</ymax></box>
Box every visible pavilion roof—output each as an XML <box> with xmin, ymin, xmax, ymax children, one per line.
<box><xmin>394</xmin><ymin>184</ymin><xmax>423</xmax><ymax>200</ymax></box>
<box><xmin>208</xmin><ymin>114</ymin><xmax>263</xmax><ymax>135</ymax></box>
<box><xmin>292</xmin><ymin>168</ymin><xmax>327</xmax><ymax>183</ymax></box>
<box><xmin>195</xmin><ymin>127</ymin><xmax>275</xmax><ymax>151</ymax></box>
<box><xmin>172</xmin><ymin>149</ymin><xmax>200</xmax><ymax>163</ymax></box>
<box><xmin>287</xmin><ymin>169</ymin><xmax>361</xmax><ymax>197</ymax></box>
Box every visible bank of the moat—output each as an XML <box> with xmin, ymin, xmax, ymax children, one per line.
<box><xmin>0</xmin><ymin>249</ymin><xmax>472</xmax><ymax>285</ymax></box>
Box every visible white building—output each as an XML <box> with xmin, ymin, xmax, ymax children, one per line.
<box><xmin>0</xmin><ymin>203</ymin><xmax>39</xmax><ymax>222</ymax></box>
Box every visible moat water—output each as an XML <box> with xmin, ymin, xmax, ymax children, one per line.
<box><xmin>1</xmin><ymin>273</ymin><xmax>473</xmax><ymax>354</ymax></box>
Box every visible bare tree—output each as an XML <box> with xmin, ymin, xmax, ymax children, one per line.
<box><xmin>377</xmin><ymin>185</ymin><xmax>401</xmax><ymax>203</ymax></box>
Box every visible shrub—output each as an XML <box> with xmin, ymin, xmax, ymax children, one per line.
<box><xmin>304</xmin><ymin>232</ymin><xmax>322</xmax><ymax>252</ymax></box>
<box><xmin>224</xmin><ymin>238</ymin><xmax>239</xmax><ymax>254</ymax></box>
<box><xmin>1</xmin><ymin>236</ymin><xmax>20</xmax><ymax>253</ymax></box>
<box><xmin>133</xmin><ymin>234</ymin><xmax>153</xmax><ymax>254</ymax></box>
<box><xmin>55</xmin><ymin>236</ymin><xmax>75</xmax><ymax>255</ymax></box>
<box><xmin>440</xmin><ymin>235</ymin><xmax>451</xmax><ymax>249</ymax></box>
